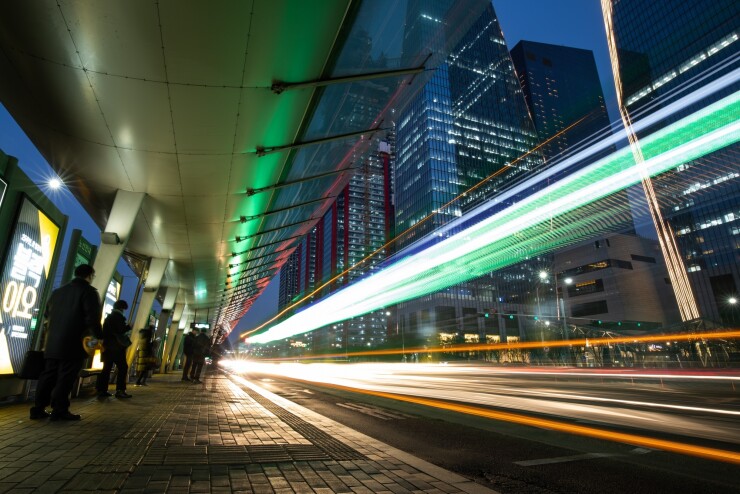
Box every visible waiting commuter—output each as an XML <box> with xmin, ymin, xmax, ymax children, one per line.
<box><xmin>189</xmin><ymin>328</ymin><xmax>211</xmax><ymax>384</ymax></box>
<box><xmin>30</xmin><ymin>264</ymin><xmax>103</xmax><ymax>421</ymax></box>
<box><xmin>181</xmin><ymin>330</ymin><xmax>196</xmax><ymax>381</ymax></box>
<box><xmin>96</xmin><ymin>300</ymin><xmax>133</xmax><ymax>399</ymax></box>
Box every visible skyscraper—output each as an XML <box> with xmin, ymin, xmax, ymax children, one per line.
<box><xmin>278</xmin><ymin>137</ymin><xmax>396</xmax><ymax>351</ymax></box>
<box><xmin>607</xmin><ymin>0</ymin><xmax>739</xmax><ymax>325</ymax></box>
<box><xmin>510</xmin><ymin>40</ymin><xmax>613</xmax><ymax>164</ymax></box>
<box><xmin>393</xmin><ymin>4</ymin><xmax>545</xmax><ymax>346</ymax></box>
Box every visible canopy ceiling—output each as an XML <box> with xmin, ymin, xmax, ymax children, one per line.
<box><xmin>0</xmin><ymin>0</ymin><xmax>487</xmax><ymax>336</ymax></box>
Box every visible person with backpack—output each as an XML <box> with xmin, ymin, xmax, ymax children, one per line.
<box><xmin>96</xmin><ymin>300</ymin><xmax>133</xmax><ymax>399</ymax></box>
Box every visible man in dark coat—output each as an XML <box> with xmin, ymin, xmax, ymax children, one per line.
<box><xmin>189</xmin><ymin>328</ymin><xmax>211</xmax><ymax>384</ymax></box>
<box><xmin>30</xmin><ymin>263</ymin><xmax>102</xmax><ymax>421</ymax></box>
<box><xmin>181</xmin><ymin>329</ymin><xmax>196</xmax><ymax>381</ymax></box>
<box><xmin>96</xmin><ymin>299</ymin><xmax>132</xmax><ymax>399</ymax></box>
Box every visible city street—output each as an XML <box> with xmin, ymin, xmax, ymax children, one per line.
<box><xmin>232</xmin><ymin>362</ymin><xmax>740</xmax><ymax>493</ymax></box>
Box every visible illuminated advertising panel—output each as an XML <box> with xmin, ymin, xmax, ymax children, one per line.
<box><xmin>0</xmin><ymin>197</ymin><xmax>60</xmax><ymax>375</ymax></box>
<box><xmin>101</xmin><ymin>276</ymin><xmax>122</xmax><ymax>322</ymax></box>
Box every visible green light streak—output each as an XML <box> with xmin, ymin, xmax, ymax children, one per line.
<box><xmin>247</xmin><ymin>91</ymin><xmax>739</xmax><ymax>344</ymax></box>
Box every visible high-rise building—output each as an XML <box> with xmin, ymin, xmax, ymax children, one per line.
<box><xmin>278</xmin><ymin>137</ymin><xmax>396</xmax><ymax>351</ymax></box>
<box><xmin>608</xmin><ymin>0</ymin><xmax>739</xmax><ymax>325</ymax></box>
<box><xmin>510</xmin><ymin>40</ymin><xmax>613</xmax><ymax>164</ymax></box>
<box><xmin>393</xmin><ymin>4</ymin><xmax>546</xmax><ymax>346</ymax></box>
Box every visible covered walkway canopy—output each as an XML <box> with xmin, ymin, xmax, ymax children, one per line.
<box><xmin>0</xmin><ymin>1</ymin><xmax>487</xmax><ymax>337</ymax></box>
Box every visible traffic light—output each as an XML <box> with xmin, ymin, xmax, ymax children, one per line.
<box><xmin>484</xmin><ymin>312</ymin><xmax>490</xmax><ymax>318</ymax></box>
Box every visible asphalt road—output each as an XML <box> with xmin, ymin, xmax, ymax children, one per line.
<box><xmin>228</xmin><ymin>362</ymin><xmax>740</xmax><ymax>494</ymax></box>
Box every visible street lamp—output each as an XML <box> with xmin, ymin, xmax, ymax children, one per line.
<box><xmin>561</xmin><ymin>277</ymin><xmax>573</xmax><ymax>340</ymax></box>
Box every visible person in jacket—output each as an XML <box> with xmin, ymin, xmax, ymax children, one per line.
<box><xmin>181</xmin><ymin>329</ymin><xmax>196</xmax><ymax>381</ymax></box>
<box><xmin>30</xmin><ymin>264</ymin><xmax>102</xmax><ymax>421</ymax></box>
<box><xmin>96</xmin><ymin>300</ymin><xmax>132</xmax><ymax>399</ymax></box>
<box><xmin>189</xmin><ymin>328</ymin><xmax>211</xmax><ymax>384</ymax></box>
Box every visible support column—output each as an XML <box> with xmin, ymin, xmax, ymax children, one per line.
<box><xmin>126</xmin><ymin>258</ymin><xmax>169</xmax><ymax>364</ymax></box>
<box><xmin>155</xmin><ymin>309</ymin><xmax>171</xmax><ymax>367</ymax></box>
<box><xmin>161</xmin><ymin>303</ymin><xmax>185</xmax><ymax>373</ymax></box>
<box><xmin>91</xmin><ymin>190</ymin><xmax>145</xmax><ymax>296</ymax></box>
<box><xmin>170</xmin><ymin>312</ymin><xmax>193</xmax><ymax>370</ymax></box>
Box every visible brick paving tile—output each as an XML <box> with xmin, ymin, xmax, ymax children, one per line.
<box><xmin>0</xmin><ymin>372</ymin><xmax>496</xmax><ymax>494</ymax></box>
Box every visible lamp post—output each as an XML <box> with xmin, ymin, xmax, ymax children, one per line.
<box><xmin>562</xmin><ymin>277</ymin><xmax>573</xmax><ymax>340</ymax></box>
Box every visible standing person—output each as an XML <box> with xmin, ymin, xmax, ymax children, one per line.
<box><xmin>30</xmin><ymin>264</ymin><xmax>102</xmax><ymax>421</ymax></box>
<box><xmin>134</xmin><ymin>327</ymin><xmax>154</xmax><ymax>386</ymax></box>
<box><xmin>189</xmin><ymin>328</ymin><xmax>211</xmax><ymax>384</ymax></box>
<box><xmin>181</xmin><ymin>330</ymin><xmax>196</xmax><ymax>381</ymax></box>
<box><xmin>96</xmin><ymin>300</ymin><xmax>133</xmax><ymax>399</ymax></box>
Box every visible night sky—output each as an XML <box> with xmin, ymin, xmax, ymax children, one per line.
<box><xmin>0</xmin><ymin>1</ymin><xmax>618</xmax><ymax>338</ymax></box>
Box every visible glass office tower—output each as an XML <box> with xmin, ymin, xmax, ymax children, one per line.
<box><xmin>394</xmin><ymin>4</ymin><xmax>544</xmax><ymax>346</ymax></box>
<box><xmin>510</xmin><ymin>40</ymin><xmax>613</xmax><ymax>164</ymax></box>
<box><xmin>278</xmin><ymin>137</ymin><xmax>396</xmax><ymax>352</ymax></box>
<box><xmin>609</xmin><ymin>0</ymin><xmax>739</xmax><ymax>325</ymax></box>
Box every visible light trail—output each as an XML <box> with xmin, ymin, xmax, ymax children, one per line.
<box><xmin>602</xmin><ymin>0</ymin><xmax>700</xmax><ymax>321</ymax></box>
<box><xmin>241</xmin><ymin>329</ymin><xmax>740</xmax><ymax>361</ymax></box>
<box><xmin>227</xmin><ymin>371</ymin><xmax>740</xmax><ymax>465</ymax></box>
<box><xmin>245</xmin><ymin>87</ymin><xmax>739</xmax><ymax>344</ymax></box>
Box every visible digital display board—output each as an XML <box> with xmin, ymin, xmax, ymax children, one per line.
<box><xmin>101</xmin><ymin>276</ymin><xmax>122</xmax><ymax>322</ymax></box>
<box><xmin>0</xmin><ymin>197</ymin><xmax>60</xmax><ymax>375</ymax></box>
<box><xmin>191</xmin><ymin>322</ymin><xmax>210</xmax><ymax>330</ymax></box>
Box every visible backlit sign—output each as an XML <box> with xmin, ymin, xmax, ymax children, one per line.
<box><xmin>0</xmin><ymin>197</ymin><xmax>60</xmax><ymax>375</ymax></box>
<box><xmin>101</xmin><ymin>276</ymin><xmax>122</xmax><ymax>322</ymax></box>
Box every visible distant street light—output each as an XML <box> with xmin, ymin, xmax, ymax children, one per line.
<box><xmin>729</xmin><ymin>297</ymin><xmax>737</xmax><ymax>305</ymax></box>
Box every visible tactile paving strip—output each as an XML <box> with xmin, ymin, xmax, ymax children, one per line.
<box><xmin>234</xmin><ymin>380</ymin><xmax>367</xmax><ymax>461</ymax></box>
<box><xmin>141</xmin><ymin>444</ymin><xmax>332</xmax><ymax>465</ymax></box>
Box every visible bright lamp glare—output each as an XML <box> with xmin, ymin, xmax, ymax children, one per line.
<box><xmin>730</xmin><ymin>297</ymin><xmax>738</xmax><ymax>305</ymax></box>
<box><xmin>539</xmin><ymin>271</ymin><xmax>548</xmax><ymax>280</ymax></box>
<box><xmin>48</xmin><ymin>177</ymin><xmax>62</xmax><ymax>189</ymax></box>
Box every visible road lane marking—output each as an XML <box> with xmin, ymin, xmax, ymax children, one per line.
<box><xmin>516</xmin><ymin>447</ymin><xmax>652</xmax><ymax>466</ymax></box>
<box><xmin>337</xmin><ymin>402</ymin><xmax>413</xmax><ymax>420</ymax></box>
<box><xmin>515</xmin><ymin>452</ymin><xmax>616</xmax><ymax>466</ymax></box>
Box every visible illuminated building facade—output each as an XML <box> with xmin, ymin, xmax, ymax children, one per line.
<box><xmin>279</xmin><ymin>138</ymin><xmax>396</xmax><ymax>351</ymax></box>
<box><xmin>393</xmin><ymin>4</ymin><xmax>545</xmax><ymax>346</ymax></box>
<box><xmin>510</xmin><ymin>40</ymin><xmax>613</xmax><ymax>164</ymax></box>
<box><xmin>554</xmin><ymin>234</ymin><xmax>681</xmax><ymax>328</ymax></box>
<box><xmin>609</xmin><ymin>0</ymin><xmax>740</xmax><ymax>325</ymax></box>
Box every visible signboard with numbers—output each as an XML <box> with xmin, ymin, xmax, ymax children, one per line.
<box><xmin>0</xmin><ymin>197</ymin><xmax>60</xmax><ymax>375</ymax></box>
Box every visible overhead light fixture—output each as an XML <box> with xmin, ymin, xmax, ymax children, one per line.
<box><xmin>48</xmin><ymin>177</ymin><xmax>63</xmax><ymax>190</ymax></box>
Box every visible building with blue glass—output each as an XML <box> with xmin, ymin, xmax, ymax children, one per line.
<box><xmin>393</xmin><ymin>3</ymin><xmax>546</xmax><ymax>347</ymax></box>
<box><xmin>609</xmin><ymin>0</ymin><xmax>739</xmax><ymax>325</ymax></box>
<box><xmin>510</xmin><ymin>40</ymin><xmax>613</xmax><ymax>164</ymax></box>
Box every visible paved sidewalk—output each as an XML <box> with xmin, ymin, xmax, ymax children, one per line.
<box><xmin>0</xmin><ymin>371</ymin><xmax>496</xmax><ymax>493</ymax></box>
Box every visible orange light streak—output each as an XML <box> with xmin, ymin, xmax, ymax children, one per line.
<box><xmin>601</xmin><ymin>0</ymin><xmax>700</xmax><ymax>321</ymax></box>
<box><xmin>254</xmin><ymin>329</ymin><xmax>740</xmax><ymax>360</ymax></box>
